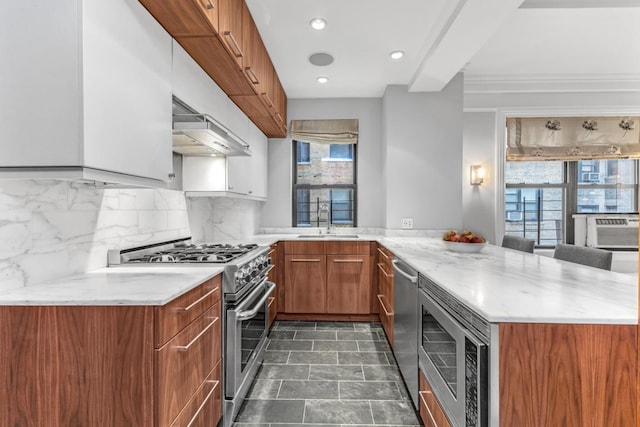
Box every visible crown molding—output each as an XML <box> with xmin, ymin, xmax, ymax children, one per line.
<box><xmin>464</xmin><ymin>74</ymin><xmax>640</xmax><ymax>94</ymax></box>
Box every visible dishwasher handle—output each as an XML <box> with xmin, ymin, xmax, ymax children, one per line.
<box><xmin>392</xmin><ymin>259</ymin><xmax>418</xmax><ymax>283</ymax></box>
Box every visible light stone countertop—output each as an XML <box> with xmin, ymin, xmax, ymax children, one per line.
<box><xmin>0</xmin><ymin>232</ymin><xmax>635</xmax><ymax>323</ymax></box>
<box><xmin>0</xmin><ymin>266</ymin><xmax>224</xmax><ymax>306</ymax></box>
<box><xmin>254</xmin><ymin>233</ymin><xmax>637</xmax><ymax>325</ymax></box>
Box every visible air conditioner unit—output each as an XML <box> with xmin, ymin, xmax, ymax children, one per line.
<box><xmin>581</xmin><ymin>172</ymin><xmax>600</xmax><ymax>182</ymax></box>
<box><xmin>506</xmin><ymin>211</ymin><xmax>523</xmax><ymax>221</ymax></box>
<box><xmin>586</xmin><ymin>215</ymin><xmax>638</xmax><ymax>249</ymax></box>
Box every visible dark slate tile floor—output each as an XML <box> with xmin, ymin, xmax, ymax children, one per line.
<box><xmin>234</xmin><ymin>321</ymin><xmax>422</xmax><ymax>427</ymax></box>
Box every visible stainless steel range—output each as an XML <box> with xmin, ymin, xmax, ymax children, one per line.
<box><xmin>108</xmin><ymin>237</ymin><xmax>275</xmax><ymax>427</ymax></box>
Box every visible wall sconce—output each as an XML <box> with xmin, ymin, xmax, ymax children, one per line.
<box><xmin>470</xmin><ymin>165</ymin><xmax>484</xmax><ymax>185</ymax></box>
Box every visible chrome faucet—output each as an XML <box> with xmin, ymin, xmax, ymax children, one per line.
<box><xmin>320</xmin><ymin>203</ymin><xmax>333</xmax><ymax>234</ymax></box>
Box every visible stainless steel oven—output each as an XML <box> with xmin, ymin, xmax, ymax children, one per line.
<box><xmin>224</xmin><ymin>277</ymin><xmax>275</xmax><ymax>419</ymax></box>
<box><xmin>418</xmin><ymin>274</ymin><xmax>489</xmax><ymax>427</ymax></box>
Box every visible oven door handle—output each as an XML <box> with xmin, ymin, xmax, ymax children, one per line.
<box><xmin>236</xmin><ymin>281</ymin><xmax>276</xmax><ymax>321</ymax></box>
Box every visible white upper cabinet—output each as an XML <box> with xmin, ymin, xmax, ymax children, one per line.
<box><xmin>0</xmin><ymin>0</ymin><xmax>173</xmax><ymax>185</ymax></box>
<box><xmin>172</xmin><ymin>40</ymin><xmax>228</xmax><ymax>125</ymax></box>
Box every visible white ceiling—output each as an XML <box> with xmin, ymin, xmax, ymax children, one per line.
<box><xmin>245</xmin><ymin>0</ymin><xmax>640</xmax><ymax>98</ymax></box>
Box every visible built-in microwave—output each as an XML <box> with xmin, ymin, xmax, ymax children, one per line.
<box><xmin>418</xmin><ymin>274</ymin><xmax>489</xmax><ymax>427</ymax></box>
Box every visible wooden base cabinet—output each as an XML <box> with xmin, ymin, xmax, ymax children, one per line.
<box><xmin>376</xmin><ymin>244</ymin><xmax>394</xmax><ymax>346</ymax></box>
<box><xmin>283</xmin><ymin>241</ymin><xmax>373</xmax><ymax>316</ymax></box>
<box><xmin>0</xmin><ymin>275</ymin><xmax>223</xmax><ymax>427</ymax></box>
<box><xmin>284</xmin><ymin>254</ymin><xmax>327</xmax><ymax>313</ymax></box>
<box><xmin>419</xmin><ymin>370</ymin><xmax>452</xmax><ymax>427</ymax></box>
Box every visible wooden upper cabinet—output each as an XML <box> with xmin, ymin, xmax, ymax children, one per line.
<box><xmin>241</xmin><ymin>6</ymin><xmax>270</xmax><ymax>97</ymax></box>
<box><xmin>272</xmin><ymin>71</ymin><xmax>287</xmax><ymax>136</ymax></box>
<box><xmin>218</xmin><ymin>0</ymin><xmax>245</xmax><ymax>71</ymax></box>
<box><xmin>139</xmin><ymin>0</ymin><xmax>219</xmax><ymax>37</ymax></box>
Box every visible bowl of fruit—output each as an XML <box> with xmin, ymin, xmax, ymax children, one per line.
<box><xmin>442</xmin><ymin>230</ymin><xmax>487</xmax><ymax>253</ymax></box>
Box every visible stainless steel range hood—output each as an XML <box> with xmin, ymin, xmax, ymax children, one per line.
<box><xmin>172</xmin><ymin>98</ymin><xmax>251</xmax><ymax>157</ymax></box>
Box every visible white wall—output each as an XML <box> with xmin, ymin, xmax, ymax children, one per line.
<box><xmin>383</xmin><ymin>74</ymin><xmax>465</xmax><ymax>230</ymax></box>
<box><xmin>462</xmin><ymin>112</ymin><xmax>497</xmax><ymax>242</ymax></box>
<box><xmin>261</xmin><ymin>98</ymin><xmax>384</xmax><ymax>228</ymax></box>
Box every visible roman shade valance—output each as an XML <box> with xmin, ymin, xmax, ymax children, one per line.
<box><xmin>506</xmin><ymin>117</ymin><xmax>640</xmax><ymax>161</ymax></box>
<box><xmin>290</xmin><ymin>119</ymin><xmax>358</xmax><ymax>144</ymax></box>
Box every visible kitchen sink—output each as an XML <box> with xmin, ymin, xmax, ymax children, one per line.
<box><xmin>297</xmin><ymin>234</ymin><xmax>359</xmax><ymax>239</ymax></box>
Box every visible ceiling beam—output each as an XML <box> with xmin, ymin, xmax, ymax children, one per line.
<box><xmin>408</xmin><ymin>0</ymin><xmax>525</xmax><ymax>92</ymax></box>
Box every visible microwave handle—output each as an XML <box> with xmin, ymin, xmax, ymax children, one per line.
<box><xmin>392</xmin><ymin>259</ymin><xmax>418</xmax><ymax>283</ymax></box>
<box><xmin>237</xmin><ymin>281</ymin><xmax>276</xmax><ymax>321</ymax></box>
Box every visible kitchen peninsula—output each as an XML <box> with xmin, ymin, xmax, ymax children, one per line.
<box><xmin>0</xmin><ymin>235</ymin><xmax>636</xmax><ymax>426</ymax></box>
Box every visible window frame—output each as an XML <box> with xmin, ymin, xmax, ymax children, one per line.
<box><xmin>292</xmin><ymin>140</ymin><xmax>358</xmax><ymax>227</ymax></box>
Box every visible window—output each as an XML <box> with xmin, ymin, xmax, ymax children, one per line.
<box><xmin>297</xmin><ymin>141</ymin><xmax>310</xmax><ymax>163</ymax></box>
<box><xmin>329</xmin><ymin>144</ymin><xmax>353</xmax><ymax>160</ymax></box>
<box><xmin>293</xmin><ymin>140</ymin><xmax>357</xmax><ymax>227</ymax></box>
<box><xmin>505</xmin><ymin>159</ymin><xmax>638</xmax><ymax>247</ymax></box>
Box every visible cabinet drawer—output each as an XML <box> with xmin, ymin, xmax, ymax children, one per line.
<box><xmin>156</xmin><ymin>305</ymin><xmax>221</xmax><ymax>426</ymax></box>
<box><xmin>419</xmin><ymin>370</ymin><xmax>452</xmax><ymax>427</ymax></box>
<box><xmin>170</xmin><ymin>361</ymin><xmax>222</xmax><ymax>427</ymax></box>
<box><xmin>377</xmin><ymin>245</ymin><xmax>394</xmax><ymax>267</ymax></box>
<box><xmin>326</xmin><ymin>241</ymin><xmax>370</xmax><ymax>255</ymax></box>
<box><xmin>377</xmin><ymin>295</ymin><xmax>394</xmax><ymax>348</ymax></box>
<box><xmin>155</xmin><ymin>275</ymin><xmax>221</xmax><ymax>348</ymax></box>
<box><xmin>283</xmin><ymin>240</ymin><xmax>325</xmax><ymax>255</ymax></box>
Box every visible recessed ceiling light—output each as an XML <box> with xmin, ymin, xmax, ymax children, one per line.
<box><xmin>317</xmin><ymin>76</ymin><xmax>329</xmax><ymax>84</ymax></box>
<box><xmin>310</xmin><ymin>18</ymin><xmax>327</xmax><ymax>30</ymax></box>
<box><xmin>390</xmin><ymin>50</ymin><xmax>405</xmax><ymax>60</ymax></box>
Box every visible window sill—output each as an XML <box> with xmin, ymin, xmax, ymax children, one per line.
<box><xmin>321</xmin><ymin>158</ymin><xmax>353</xmax><ymax>162</ymax></box>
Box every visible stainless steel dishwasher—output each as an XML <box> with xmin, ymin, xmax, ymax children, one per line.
<box><xmin>392</xmin><ymin>257</ymin><xmax>419</xmax><ymax>408</ymax></box>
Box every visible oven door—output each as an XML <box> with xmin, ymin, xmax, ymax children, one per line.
<box><xmin>225</xmin><ymin>279</ymin><xmax>276</xmax><ymax>398</ymax></box>
<box><xmin>418</xmin><ymin>288</ymin><xmax>488</xmax><ymax>427</ymax></box>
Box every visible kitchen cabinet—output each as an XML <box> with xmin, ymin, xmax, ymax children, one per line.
<box><xmin>284</xmin><ymin>241</ymin><xmax>327</xmax><ymax>314</ymax></box>
<box><xmin>267</xmin><ymin>243</ymin><xmax>279</xmax><ymax>327</ymax></box>
<box><xmin>419</xmin><ymin>369</ymin><xmax>452</xmax><ymax>427</ymax></box>
<box><xmin>218</xmin><ymin>0</ymin><xmax>246</xmax><ymax>71</ymax></box>
<box><xmin>326</xmin><ymin>242</ymin><xmax>372</xmax><ymax>314</ymax></box>
<box><xmin>183</xmin><ymin>120</ymin><xmax>268</xmax><ymax>199</ymax></box>
<box><xmin>172</xmin><ymin>40</ymin><xmax>229</xmax><ymax>127</ymax></box>
<box><xmin>376</xmin><ymin>244</ymin><xmax>395</xmax><ymax>346</ymax></box>
<box><xmin>139</xmin><ymin>0</ymin><xmax>219</xmax><ymax>37</ymax></box>
<box><xmin>141</xmin><ymin>0</ymin><xmax>288</xmax><ymax>137</ymax></box>
<box><xmin>0</xmin><ymin>275</ymin><xmax>223</xmax><ymax>427</ymax></box>
<box><xmin>283</xmin><ymin>241</ymin><xmax>375</xmax><ymax>316</ymax></box>
<box><xmin>0</xmin><ymin>0</ymin><xmax>173</xmax><ymax>186</ymax></box>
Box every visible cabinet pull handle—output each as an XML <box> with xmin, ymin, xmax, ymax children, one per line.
<box><xmin>377</xmin><ymin>263</ymin><xmax>392</xmax><ymax>278</ymax></box>
<box><xmin>291</xmin><ymin>259</ymin><xmax>320</xmax><ymax>262</ymax></box>
<box><xmin>377</xmin><ymin>247</ymin><xmax>390</xmax><ymax>260</ymax></box>
<box><xmin>223</xmin><ymin>31</ymin><xmax>244</xmax><ymax>58</ymax></box>
<box><xmin>377</xmin><ymin>295</ymin><xmax>393</xmax><ymax>316</ymax></box>
<box><xmin>275</xmin><ymin>112</ymin><xmax>283</xmax><ymax>123</ymax></box>
<box><xmin>333</xmin><ymin>259</ymin><xmax>364</xmax><ymax>263</ymax></box>
<box><xmin>202</xmin><ymin>0</ymin><xmax>215</xmax><ymax>9</ymax></box>
<box><xmin>268</xmin><ymin>248</ymin><xmax>276</xmax><ymax>256</ymax></box>
<box><xmin>186</xmin><ymin>380</ymin><xmax>220</xmax><ymax>427</ymax></box>
<box><xmin>245</xmin><ymin>67</ymin><xmax>260</xmax><ymax>85</ymax></box>
<box><xmin>178</xmin><ymin>287</ymin><xmax>219</xmax><ymax>313</ymax></box>
<box><xmin>175</xmin><ymin>317</ymin><xmax>218</xmax><ymax>352</ymax></box>
<box><xmin>261</xmin><ymin>92</ymin><xmax>274</xmax><ymax>108</ymax></box>
<box><xmin>268</xmin><ymin>296</ymin><xmax>275</xmax><ymax>307</ymax></box>
<box><xmin>418</xmin><ymin>391</ymin><xmax>437</xmax><ymax>426</ymax></box>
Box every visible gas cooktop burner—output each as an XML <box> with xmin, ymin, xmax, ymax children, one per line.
<box><xmin>126</xmin><ymin>243</ymin><xmax>259</xmax><ymax>264</ymax></box>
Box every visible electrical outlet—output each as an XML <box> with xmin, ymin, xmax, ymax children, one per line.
<box><xmin>401</xmin><ymin>217</ymin><xmax>414</xmax><ymax>229</ymax></box>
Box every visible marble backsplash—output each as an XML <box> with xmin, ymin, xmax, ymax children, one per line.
<box><xmin>0</xmin><ymin>180</ymin><xmax>263</xmax><ymax>293</ymax></box>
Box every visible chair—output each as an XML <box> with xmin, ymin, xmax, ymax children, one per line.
<box><xmin>553</xmin><ymin>243</ymin><xmax>612</xmax><ymax>271</ymax></box>
<box><xmin>501</xmin><ymin>235</ymin><xmax>535</xmax><ymax>253</ymax></box>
